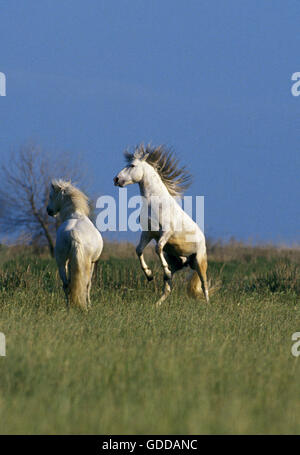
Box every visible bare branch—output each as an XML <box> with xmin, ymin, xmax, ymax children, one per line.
<box><xmin>0</xmin><ymin>143</ymin><xmax>88</xmax><ymax>256</ymax></box>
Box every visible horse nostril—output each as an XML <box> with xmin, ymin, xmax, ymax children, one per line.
<box><xmin>114</xmin><ymin>176</ymin><xmax>119</xmax><ymax>185</ymax></box>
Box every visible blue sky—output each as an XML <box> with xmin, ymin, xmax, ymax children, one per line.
<box><xmin>0</xmin><ymin>0</ymin><xmax>299</xmax><ymax>244</ymax></box>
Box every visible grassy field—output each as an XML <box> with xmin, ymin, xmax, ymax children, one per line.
<box><xmin>0</xmin><ymin>241</ymin><xmax>299</xmax><ymax>434</ymax></box>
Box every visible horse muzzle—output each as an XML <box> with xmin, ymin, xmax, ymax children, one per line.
<box><xmin>113</xmin><ymin>176</ymin><xmax>123</xmax><ymax>187</ymax></box>
<box><xmin>47</xmin><ymin>207</ymin><xmax>54</xmax><ymax>216</ymax></box>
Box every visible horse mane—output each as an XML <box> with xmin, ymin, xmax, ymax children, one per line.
<box><xmin>51</xmin><ymin>179</ymin><xmax>90</xmax><ymax>216</ymax></box>
<box><xmin>124</xmin><ymin>144</ymin><xmax>192</xmax><ymax>197</ymax></box>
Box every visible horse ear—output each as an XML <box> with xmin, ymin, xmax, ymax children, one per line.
<box><xmin>141</xmin><ymin>152</ymin><xmax>149</xmax><ymax>161</ymax></box>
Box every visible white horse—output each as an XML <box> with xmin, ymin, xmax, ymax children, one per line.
<box><xmin>47</xmin><ymin>179</ymin><xmax>103</xmax><ymax>310</ymax></box>
<box><xmin>114</xmin><ymin>145</ymin><xmax>209</xmax><ymax>306</ymax></box>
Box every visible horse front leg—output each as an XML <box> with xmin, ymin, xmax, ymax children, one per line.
<box><xmin>155</xmin><ymin>231</ymin><xmax>173</xmax><ymax>306</ymax></box>
<box><xmin>136</xmin><ymin>231</ymin><xmax>153</xmax><ymax>281</ymax></box>
<box><xmin>155</xmin><ymin>277</ymin><xmax>172</xmax><ymax>307</ymax></box>
<box><xmin>155</xmin><ymin>231</ymin><xmax>173</xmax><ymax>280</ymax></box>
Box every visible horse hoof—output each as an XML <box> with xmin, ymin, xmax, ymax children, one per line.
<box><xmin>145</xmin><ymin>269</ymin><xmax>153</xmax><ymax>281</ymax></box>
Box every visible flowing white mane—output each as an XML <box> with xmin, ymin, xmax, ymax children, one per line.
<box><xmin>51</xmin><ymin>179</ymin><xmax>90</xmax><ymax>216</ymax></box>
<box><xmin>124</xmin><ymin>144</ymin><xmax>192</xmax><ymax>197</ymax></box>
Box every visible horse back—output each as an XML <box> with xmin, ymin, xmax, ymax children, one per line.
<box><xmin>56</xmin><ymin>216</ymin><xmax>103</xmax><ymax>262</ymax></box>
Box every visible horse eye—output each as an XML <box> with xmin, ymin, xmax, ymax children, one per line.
<box><xmin>130</xmin><ymin>164</ymin><xmax>135</xmax><ymax>168</ymax></box>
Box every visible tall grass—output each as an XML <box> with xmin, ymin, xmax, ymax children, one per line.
<box><xmin>0</xmin><ymin>242</ymin><xmax>299</xmax><ymax>434</ymax></box>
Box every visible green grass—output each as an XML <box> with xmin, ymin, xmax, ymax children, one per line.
<box><xmin>0</xmin><ymin>245</ymin><xmax>299</xmax><ymax>434</ymax></box>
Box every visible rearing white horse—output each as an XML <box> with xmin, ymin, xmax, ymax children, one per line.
<box><xmin>47</xmin><ymin>179</ymin><xmax>103</xmax><ymax>310</ymax></box>
<box><xmin>114</xmin><ymin>145</ymin><xmax>209</xmax><ymax>306</ymax></box>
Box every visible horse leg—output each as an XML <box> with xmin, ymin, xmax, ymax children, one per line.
<box><xmin>155</xmin><ymin>250</ymin><xmax>180</xmax><ymax>307</ymax></box>
<box><xmin>57</xmin><ymin>259</ymin><xmax>70</xmax><ymax>310</ymax></box>
<box><xmin>136</xmin><ymin>231</ymin><xmax>153</xmax><ymax>281</ymax></box>
<box><xmin>155</xmin><ymin>231</ymin><xmax>173</xmax><ymax>280</ymax></box>
<box><xmin>192</xmin><ymin>254</ymin><xmax>209</xmax><ymax>303</ymax></box>
<box><xmin>155</xmin><ymin>276</ymin><xmax>172</xmax><ymax>307</ymax></box>
<box><xmin>87</xmin><ymin>262</ymin><xmax>95</xmax><ymax>308</ymax></box>
<box><xmin>156</xmin><ymin>252</ymin><xmax>189</xmax><ymax>307</ymax></box>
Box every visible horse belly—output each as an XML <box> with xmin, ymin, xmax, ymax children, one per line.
<box><xmin>166</xmin><ymin>232</ymin><xmax>198</xmax><ymax>256</ymax></box>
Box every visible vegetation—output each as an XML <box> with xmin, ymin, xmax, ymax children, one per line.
<box><xmin>0</xmin><ymin>241</ymin><xmax>299</xmax><ymax>434</ymax></box>
<box><xmin>0</xmin><ymin>144</ymin><xmax>87</xmax><ymax>256</ymax></box>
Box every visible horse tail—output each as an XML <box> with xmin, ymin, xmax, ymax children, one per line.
<box><xmin>187</xmin><ymin>271</ymin><xmax>220</xmax><ymax>299</ymax></box>
<box><xmin>187</xmin><ymin>271</ymin><xmax>203</xmax><ymax>298</ymax></box>
<box><xmin>69</xmin><ymin>230</ymin><xmax>89</xmax><ymax>310</ymax></box>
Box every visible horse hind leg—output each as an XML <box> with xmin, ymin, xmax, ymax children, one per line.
<box><xmin>78</xmin><ymin>259</ymin><xmax>91</xmax><ymax>311</ymax></box>
<box><xmin>87</xmin><ymin>262</ymin><xmax>95</xmax><ymax>309</ymax></box>
<box><xmin>192</xmin><ymin>255</ymin><xmax>209</xmax><ymax>303</ymax></box>
<box><xmin>57</xmin><ymin>260</ymin><xmax>70</xmax><ymax>310</ymax></box>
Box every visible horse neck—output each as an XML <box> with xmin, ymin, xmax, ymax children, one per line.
<box><xmin>138</xmin><ymin>165</ymin><xmax>170</xmax><ymax>200</ymax></box>
<box><xmin>59</xmin><ymin>198</ymin><xmax>85</xmax><ymax>222</ymax></box>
